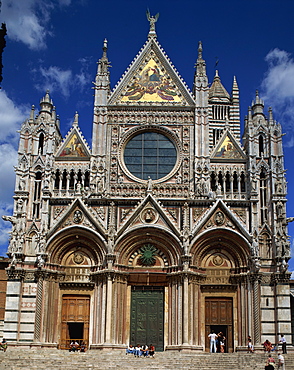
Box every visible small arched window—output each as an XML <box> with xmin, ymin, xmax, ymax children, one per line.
<box><xmin>38</xmin><ymin>133</ymin><xmax>44</xmax><ymax>155</ymax></box>
<box><xmin>259</xmin><ymin>135</ymin><xmax>264</xmax><ymax>157</ymax></box>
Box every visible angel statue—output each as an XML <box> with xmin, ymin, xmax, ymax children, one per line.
<box><xmin>146</xmin><ymin>9</ymin><xmax>159</xmax><ymax>35</ymax></box>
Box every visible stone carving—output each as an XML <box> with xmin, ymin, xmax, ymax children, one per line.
<box><xmin>214</xmin><ymin>211</ymin><xmax>225</xmax><ymax>226</ymax></box>
<box><xmin>213</xmin><ymin>255</ymin><xmax>224</xmax><ymax>266</ymax></box>
<box><xmin>73</xmin><ymin>210</ymin><xmax>83</xmax><ymax>224</ymax></box>
<box><xmin>73</xmin><ymin>252</ymin><xmax>84</xmax><ymax>264</ymax></box>
<box><xmin>141</xmin><ymin>208</ymin><xmax>157</xmax><ymax>224</ymax></box>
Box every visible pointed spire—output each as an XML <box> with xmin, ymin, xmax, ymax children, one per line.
<box><xmin>94</xmin><ymin>39</ymin><xmax>111</xmax><ymax>105</ymax></box>
<box><xmin>231</xmin><ymin>76</ymin><xmax>239</xmax><ymax>102</ymax></box>
<box><xmin>146</xmin><ymin>9</ymin><xmax>159</xmax><ymax>38</ymax></box>
<box><xmin>193</xmin><ymin>41</ymin><xmax>208</xmax><ymax>98</ymax></box>
<box><xmin>195</xmin><ymin>41</ymin><xmax>206</xmax><ymax>77</ymax></box>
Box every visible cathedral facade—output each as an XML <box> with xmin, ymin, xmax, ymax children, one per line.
<box><xmin>2</xmin><ymin>18</ymin><xmax>292</xmax><ymax>352</ymax></box>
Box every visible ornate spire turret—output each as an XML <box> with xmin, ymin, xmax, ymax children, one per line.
<box><xmin>39</xmin><ymin>90</ymin><xmax>53</xmax><ymax>114</ymax></box>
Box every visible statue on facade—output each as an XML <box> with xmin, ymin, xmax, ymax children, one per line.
<box><xmin>146</xmin><ymin>9</ymin><xmax>159</xmax><ymax>35</ymax></box>
<box><xmin>147</xmin><ymin>176</ymin><xmax>153</xmax><ymax>193</ymax></box>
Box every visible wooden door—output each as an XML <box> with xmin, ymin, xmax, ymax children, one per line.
<box><xmin>130</xmin><ymin>286</ymin><xmax>164</xmax><ymax>351</ymax></box>
<box><xmin>205</xmin><ymin>297</ymin><xmax>233</xmax><ymax>352</ymax></box>
<box><xmin>60</xmin><ymin>295</ymin><xmax>90</xmax><ymax>349</ymax></box>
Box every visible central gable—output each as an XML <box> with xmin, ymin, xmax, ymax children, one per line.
<box><xmin>109</xmin><ymin>39</ymin><xmax>195</xmax><ymax>106</ymax></box>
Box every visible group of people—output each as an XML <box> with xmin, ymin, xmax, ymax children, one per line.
<box><xmin>126</xmin><ymin>344</ymin><xmax>155</xmax><ymax>357</ymax></box>
<box><xmin>208</xmin><ymin>330</ymin><xmax>226</xmax><ymax>353</ymax></box>
<box><xmin>265</xmin><ymin>353</ymin><xmax>285</xmax><ymax>370</ymax></box>
<box><xmin>263</xmin><ymin>335</ymin><xmax>287</xmax><ymax>354</ymax></box>
<box><xmin>69</xmin><ymin>341</ymin><xmax>86</xmax><ymax>352</ymax></box>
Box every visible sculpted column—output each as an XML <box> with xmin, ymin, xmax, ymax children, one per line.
<box><xmin>251</xmin><ymin>275</ymin><xmax>261</xmax><ymax>345</ymax></box>
<box><xmin>34</xmin><ymin>272</ymin><xmax>44</xmax><ymax>342</ymax></box>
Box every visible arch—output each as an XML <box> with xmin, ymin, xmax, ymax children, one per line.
<box><xmin>190</xmin><ymin>228</ymin><xmax>250</xmax><ymax>269</ymax></box>
<box><xmin>47</xmin><ymin>226</ymin><xmax>107</xmax><ymax>265</ymax></box>
<box><xmin>115</xmin><ymin>225</ymin><xmax>182</xmax><ymax>266</ymax></box>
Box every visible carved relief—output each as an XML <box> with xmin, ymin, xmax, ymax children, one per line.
<box><xmin>140</xmin><ymin>207</ymin><xmax>158</xmax><ymax>224</ymax></box>
<box><xmin>214</xmin><ymin>211</ymin><xmax>225</xmax><ymax>226</ymax></box>
<box><xmin>73</xmin><ymin>210</ymin><xmax>83</xmax><ymax>224</ymax></box>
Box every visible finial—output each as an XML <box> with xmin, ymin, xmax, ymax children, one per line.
<box><xmin>146</xmin><ymin>9</ymin><xmax>159</xmax><ymax>37</ymax></box>
<box><xmin>103</xmin><ymin>38</ymin><xmax>108</xmax><ymax>57</ymax></box>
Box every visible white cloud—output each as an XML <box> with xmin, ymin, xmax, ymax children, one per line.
<box><xmin>261</xmin><ymin>48</ymin><xmax>294</xmax><ymax>146</ymax></box>
<box><xmin>0</xmin><ymin>90</ymin><xmax>29</xmax><ymax>143</ymax></box>
<box><xmin>38</xmin><ymin>66</ymin><xmax>73</xmax><ymax>98</ymax></box>
<box><xmin>1</xmin><ymin>0</ymin><xmax>52</xmax><ymax>50</ymax></box>
<box><xmin>0</xmin><ymin>0</ymin><xmax>72</xmax><ymax>50</ymax></box>
<box><xmin>34</xmin><ymin>63</ymin><xmax>91</xmax><ymax>98</ymax></box>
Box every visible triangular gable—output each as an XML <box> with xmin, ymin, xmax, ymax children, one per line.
<box><xmin>109</xmin><ymin>38</ymin><xmax>195</xmax><ymax>106</ymax></box>
<box><xmin>191</xmin><ymin>199</ymin><xmax>251</xmax><ymax>241</ymax></box>
<box><xmin>116</xmin><ymin>194</ymin><xmax>181</xmax><ymax>239</ymax></box>
<box><xmin>211</xmin><ymin>130</ymin><xmax>246</xmax><ymax>161</ymax></box>
<box><xmin>47</xmin><ymin>199</ymin><xmax>107</xmax><ymax>239</ymax></box>
<box><xmin>33</xmin><ymin>155</ymin><xmax>45</xmax><ymax>169</ymax></box>
<box><xmin>55</xmin><ymin>126</ymin><xmax>91</xmax><ymax>160</ymax></box>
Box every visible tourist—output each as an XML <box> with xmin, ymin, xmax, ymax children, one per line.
<box><xmin>0</xmin><ymin>338</ymin><xmax>7</xmax><ymax>352</ymax></box>
<box><xmin>126</xmin><ymin>344</ymin><xmax>135</xmax><ymax>355</ymax></box>
<box><xmin>141</xmin><ymin>344</ymin><xmax>149</xmax><ymax>357</ymax></box>
<box><xmin>69</xmin><ymin>341</ymin><xmax>79</xmax><ymax>352</ymax></box>
<box><xmin>265</xmin><ymin>354</ymin><xmax>275</xmax><ymax>370</ymax></box>
<box><xmin>134</xmin><ymin>344</ymin><xmax>141</xmax><ymax>357</ymax></box>
<box><xmin>149</xmin><ymin>344</ymin><xmax>155</xmax><ymax>358</ymax></box>
<box><xmin>247</xmin><ymin>337</ymin><xmax>254</xmax><ymax>353</ymax></box>
<box><xmin>217</xmin><ymin>332</ymin><xmax>226</xmax><ymax>353</ymax></box>
<box><xmin>279</xmin><ymin>334</ymin><xmax>287</xmax><ymax>354</ymax></box>
<box><xmin>208</xmin><ymin>330</ymin><xmax>218</xmax><ymax>353</ymax></box>
<box><xmin>263</xmin><ymin>339</ymin><xmax>273</xmax><ymax>352</ymax></box>
<box><xmin>277</xmin><ymin>352</ymin><xmax>285</xmax><ymax>370</ymax></box>
<box><xmin>80</xmin><ymin>341</ymin><xmax>86</xmax><ymax>352</ymax></box>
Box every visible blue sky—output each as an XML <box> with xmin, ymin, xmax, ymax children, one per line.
<box><xmin>1</xmin><ymin>0</ymin><xmax>294</xmax><ymax>274</ymax></box>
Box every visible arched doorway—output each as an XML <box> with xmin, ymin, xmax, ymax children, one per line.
<box><xmin>191</xmin><ymin>229</ymin><xmax>250</xmax><ymax>352</ymax></box>
<box><xmin>116</xmin><ymin>226</ymin><xmax>182</xmax><ymax>351</ymax></box>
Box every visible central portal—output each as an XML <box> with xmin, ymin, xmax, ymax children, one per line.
<box><xmin>130</xmin><ymin>286</ymin><xmax>164</xmax><ymax>351</ymax></box>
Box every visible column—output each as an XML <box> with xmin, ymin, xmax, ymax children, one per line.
<box><xmin>182</xmin><ymin>274</ymin><xmax>189</xmax><ymax>345</ymax></box>
<box><xmin>105</xmin><ymin>273</ymin><xmax>113</xmax><ymax>344</ymax></box>
<box><xmin>34</xmin><ymin>274</ymin><xmax>44</xmax><ymax>342</ymax></box>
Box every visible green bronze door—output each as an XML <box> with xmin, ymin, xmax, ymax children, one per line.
<box><xmin>130</xmin><ymin>286</ymin><xmax>164</xmax><ymax>351</ymax></box>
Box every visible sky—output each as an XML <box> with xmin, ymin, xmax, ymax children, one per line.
<box><xmin>1</xmin><ymin>0</ymin><xmax>294</xmax><ymax>274</ymax></box>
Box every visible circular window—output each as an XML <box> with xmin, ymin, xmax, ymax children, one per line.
<box><xmin>123</xmin><ymin>132</ymin><xmax>177</xmax><ymax>181</ymax></box>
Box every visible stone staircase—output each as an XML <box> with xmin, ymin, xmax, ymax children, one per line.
<box><xmin>0</xmin><ymin>348</ymin><xmax>293</xmax><ymax>370</ymax></box>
